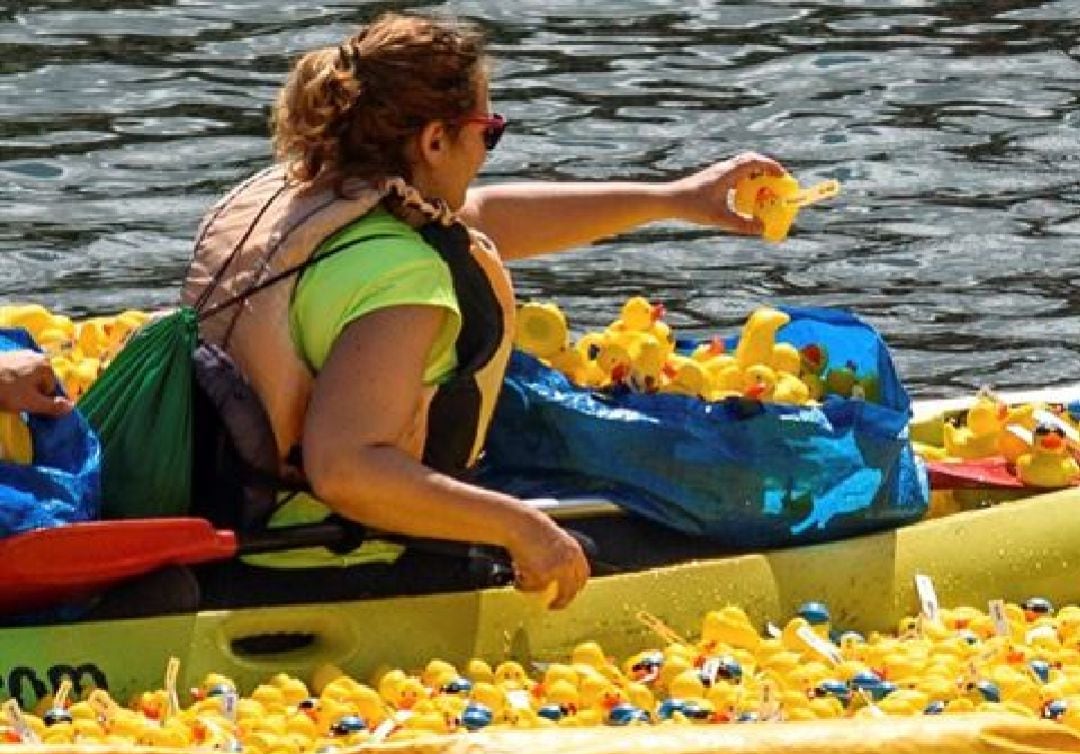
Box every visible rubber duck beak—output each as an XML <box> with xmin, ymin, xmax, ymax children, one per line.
<box><xmin>745</xmin><ymin>384</ymin><xmax>767</xmax><ymax>400</ymax></box>
<box><xmin>1042</xmin><ymin>434</ymin><xmax>1064</xmax><ymax>451</ymax></box>
<box><xmin>755</xmin><ymin>186</ymin><xmax>779</xmax><ymax>205</ymax></box>
<box><xmin>650</xmin><ymin>303</ymin><xmax>666</xmax><ymax>322</ymax></box>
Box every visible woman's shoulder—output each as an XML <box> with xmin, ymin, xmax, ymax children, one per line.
<box><xmin>317</xmin><ymin>205</ymin><xmax>441</xmax><ymax>266</ymax></box>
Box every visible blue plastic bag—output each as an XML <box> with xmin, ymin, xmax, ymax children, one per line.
<box><xmin>0</xmin><ymin>328</ymin><xmax>101</xmax><ymax>536</ymax></box>
<box><xmin>480</xmin><ymin>306</ymin><xmax>928</xmax><ymax>548</ymax></box>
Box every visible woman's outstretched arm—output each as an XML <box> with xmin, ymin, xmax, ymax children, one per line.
<box><xmin>460</xmin><ymin>152</ymin><xmax>787</xmax><ymax>260</ymax></box>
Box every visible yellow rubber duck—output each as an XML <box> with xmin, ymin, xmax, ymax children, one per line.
<box><xmin>628</xmin><ymin>336</ymin><xmax>667</xmax><ymax>394</ymax></box>
<box><xmin>469</xmin><ymin>682</ymin><xmax>507</xmax><ymax>721</ymax></box>
<box><xmin>942</xmin><ymin>390</ymin><xmax>1008</xmax><ymax>459</ymax></box>
<box><xmin>612</xmin><ymin>296</ymin><xmax>660</xmax><ymax>332</ymax></box>
<box><xmin>594</xmin><ymin>341</ymin><xmax>632</xmax><ymax>387</ymax></box>
<box><xmin>734</xmin><ymin>308</ymin><xmax>791</xmax><ymax>371</ymax></box>
<box><xmin>514</xmin><ymin>302</ymin><xmax>568</xmax><ymax>359</ymax></box>
<box><xmin>376</xmin><ymin>668</ymin><xmax>408</xmax><ymax>705</ymax></box>
<box><xmin>779</xmin><ymin>617</ymin><xmax>821</xmax><ymax>658</ymax></box>
<box><xmin>1017</xmin><ymin>423</ymin><xmax>1080</xmax><ymax>487</ymax></box>
<box><xmin>660</xmin><ymin>357</ymin><xmax>708</xmax><ymax>398</ymax></box>
<box><xmin>465</xmin><ymin>658</ymin><xmax>494</xmax><ymax>685</ymax></box>
<box><xmin>998</xmin><ymin>403</ymin><xmax>1039</xmax><ymax>462</ymax></box>
<box><xmin>421</xmin><ymin>659</ymin><xmax>460</xmax><ymax>691</ymax></box>
<box><xmin>625</xmin><ymin>681</ymin><xmax>655</xmax><ymax>714</ymax></box>
<box><xmin>570</xmin><ymin>641</ymin><xmax>615</xmax><ymax>674</ymax></box>
<box><xmin>877</xmin><ymin>689</ymin><xmax>929</xmax><ymax>716</ymax></box>
<box><xmin>549</xmin><ymin>345</ymin><xmax>594</xmax><ymax>386</ymax></box>
<box><xmin>700</xmin><ymin>606</ymin><xmax>762</xmax><ymax>652</ymax></box>
<box><xmin>808</xmin><ymin>695</ymin><xmax>845</xmax><ymax>719</ymax></box>
<box><xmin>269</xmin><ymin>673</ymin><xmax>310</xmax><ymax>707</ymax></box>
<box><xmin>704</xmin><ymin>356</ymin><xmax>742</xmax><ymax>398</ymax></box>
<box><xmin>542</xmin><ymin>663</ymin><xmax>580</xmax><ymax>689</ymax></box>
<box><xmin>0</xmin><ymin>304</ymin><xmax>60</xmax><ymax>337</ymax></box>
<box><xmin>770</xmin><ymin>342</ymin><xmax>802</xmax><ymax>375</ymax></box>
<box><xmin>570</xmin><ymin>334</ymin><xmax>607</xmax><ymax>387</ymax></box>
<box><xmin>773</xmin><ymin>372</ymin><xmax>811</xmax><ymax>404</ymax></box>
<box><xmin>574</xmin><ymin>674</ymin><xmax>618</xmax><ymax>724</ymax></box>
<box><xmin>742</xmin><ymin>364</ymin><xmax>777</xmax><ymax>401</ymax></box>
<box><xmin>656</xmin><ymin>653</ymin><xmax>694</xmax><ymax>694</ymax></box>
<box><xmin>0</xmin><ymin>413</ymin><xmax>33</xmax><ymax>465</ymax></box>
<box><xmin>691</xmin><ymin>337</ymin><xmax>726</xmax><ymax>362</ymax></box>
<box><xmin>542</xmin><ymin>679</ymin><xmax>579</xmax><ymax>716</ymax></box>
<box><xmin>386</xmin><ymin>676</ymin><xmax>426</xmax><ymax>711</ymax></box>
<box><xmin>667</xmin><ymin>669</ymin><xmax>706</xmax><ymax>702</ymax></box>
<box><xmin>732</xmin><ymin>174</ymin><xmax>840</xmax><ymax>243</ymax></box>
<box><xmin>704</xmin><ymin>680</ymin><xmax>745</xmax><ymax>721</ymax></box>
<box><xmin>493</xmin><ymin>661</ymin><xmax>531</xmax><ymax>691</ymax></box>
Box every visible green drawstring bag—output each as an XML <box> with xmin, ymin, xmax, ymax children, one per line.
<box><xmin>78</xmin><ymin>308</ymin><xmax>198</xmax><ymax>519</ymax></box>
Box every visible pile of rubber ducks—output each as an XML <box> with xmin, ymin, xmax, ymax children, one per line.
<box><xmin>7</xmin><ymin>594</ymin><xmax>1080</xmax><ymax>750</ymax></box>
<box><xmin>913</xmin><ymin>388</ymin><xmax>1080</xmax><ymax>488</ymax></box>
<box><xmin>514</xmin><ymin>298</ymin><xmax>879</xmax><ymax>405</ymax></box>
<box><xmin>0</xmin><ymin>304</ymin><xmax>150</xmax><ymax>403</ymax></box>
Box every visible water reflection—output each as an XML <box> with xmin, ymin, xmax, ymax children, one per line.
<box><xmin>1</xmin><ymin>0</ymin><xmax>1078</xmax><ymax>395</ymax></box>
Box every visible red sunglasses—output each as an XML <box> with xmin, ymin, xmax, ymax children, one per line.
<box><xmin>453</xmin><ymin>113</ymin><xmax>507</xmax><ymax>151</ymax></box>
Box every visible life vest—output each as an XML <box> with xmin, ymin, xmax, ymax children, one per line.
<box><xmin>182</xmin><ymin>165</ymin><xmax>516</xmax><ymax>482</ymax></box>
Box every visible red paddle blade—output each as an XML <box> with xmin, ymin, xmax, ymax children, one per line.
<box><xmin>0</xmin><ymin>518</ymin><xmax>236</xmax><ymax>616</ymax></box>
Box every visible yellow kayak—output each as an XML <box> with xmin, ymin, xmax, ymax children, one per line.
<box><xmin>2</xmin><ymin>384</ymin><xmax>1080</xmax><ymax>754</ymax></box>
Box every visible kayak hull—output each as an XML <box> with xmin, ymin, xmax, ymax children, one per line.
<box><xmin>4</xmin><ymin>483</ymin><xmax>1080</xmax><ymax>708</ymax></box>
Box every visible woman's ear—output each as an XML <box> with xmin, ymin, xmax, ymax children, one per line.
<box><xmin>415</xmin><ymin>121</ymin><xmax>449</xmax><ymax>168</ymax></box>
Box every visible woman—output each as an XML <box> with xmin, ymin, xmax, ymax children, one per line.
<box><xmin>183</xmin><ymin>12</ymin><xmax>786</xmax><ymax>609</ymax></box>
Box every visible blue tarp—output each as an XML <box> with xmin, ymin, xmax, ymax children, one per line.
<box><xmin>0</xmin><ymin>328</ymin><xmax>101</xmax><ymax>536</ymax></box>
<box><xmin>481</xmin><ymin>306</ymin><xmax>929</xmax><ymax>549</ymax></box>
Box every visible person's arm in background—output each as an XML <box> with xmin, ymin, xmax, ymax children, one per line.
<box><xmin>0</xmin><ymin>350</ymin><xmax>73</xmax><ymax>416</ymax></box>
<box><xmin>301</xmin><ymin>305</ymin><xmax>589</xmax><ymax>609</ymax></box>
<box><xmin>460</xmin><ymin>152</ymin><xmax>787</xmax><ymax>260</ymax></box>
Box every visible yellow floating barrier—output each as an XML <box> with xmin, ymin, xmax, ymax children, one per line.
<box><xmin>353</xmin><ymin>715</ymin><xmax>1076</xmax><ymax>753</ymax></box>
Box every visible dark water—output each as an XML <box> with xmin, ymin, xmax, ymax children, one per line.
<box><xmin>2</xmin><ymin>0</ymin><xmax>1079</xmax><ymax>397</ymax></box>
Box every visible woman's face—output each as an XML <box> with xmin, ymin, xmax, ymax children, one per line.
<box><xmin>409</xmin><ymin>76</ymin><xmax>491</xmax><ymax>210</ymax></box>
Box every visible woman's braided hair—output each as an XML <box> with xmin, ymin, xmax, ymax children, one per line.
<box><xmin>272</xmin><ymin>13</ymin><xmax>486</xmax><ymax>184</ymax></box>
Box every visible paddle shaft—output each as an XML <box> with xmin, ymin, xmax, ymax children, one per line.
<box><xmin>0</xmin><ymin>517</ymin><xmax>510</xmax><ymax>616</ymax></box>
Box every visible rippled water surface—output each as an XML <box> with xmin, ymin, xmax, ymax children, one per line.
<box><xmin>2</xmin><ymin>0</ymin><xmax>1079</xmax><ymax>396</ymax></box>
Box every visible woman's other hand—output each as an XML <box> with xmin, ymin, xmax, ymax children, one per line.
<box><xmin>667</xmin><ymin>151</ymin><xmax>788</xmax><ymax>234</ymax></box>
<box><xmin>0</xmin><ymin>349</ymin><xmax>74</xmax><ymax>416</ymax></box>
<box><xmin>506</xmin><ymin>511</ymin><xmax>590</xmax><ymax>609</ymax></box>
